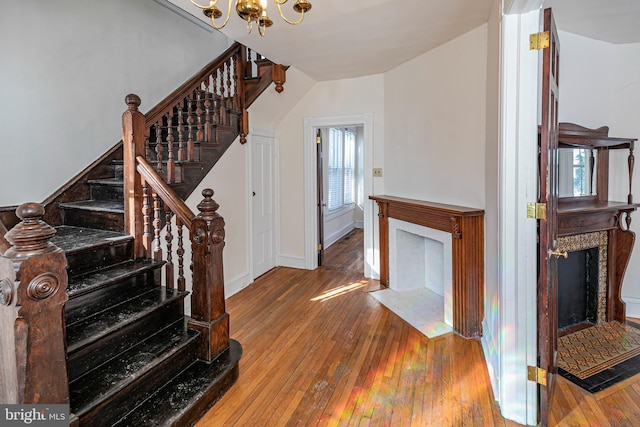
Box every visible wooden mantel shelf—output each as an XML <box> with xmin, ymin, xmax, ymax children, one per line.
<box><xmin>558</xmin><ymin>200</ymin><xmax>640</xmax><ymax>236</ymax></box>
<box><xmin>369</xmin><ymin>195</ymin><xmax>485</xmax><ymax>338</ymax></box>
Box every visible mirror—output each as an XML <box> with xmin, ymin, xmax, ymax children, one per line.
<box><xmin>558</xmin><ymin>148</ymin><xmax>597</xmax><ymax>197</ymax></box>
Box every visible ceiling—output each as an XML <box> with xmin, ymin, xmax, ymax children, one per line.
<box><xmin>165</xmin><ymin>0</ymin><xmax>640</xmax><ymax>82</ymax></box>
<box><xmin>167</xmin><ymin>0</ymin><xmax>494</xmax><ymax>81</ymax></box>
<box><xmin>544</xmin><ymin>0</ymin><xmax>640</xmax><ymax>44</ymax></box>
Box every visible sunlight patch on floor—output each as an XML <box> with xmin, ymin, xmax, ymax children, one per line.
<box><xmin>311</xmin><ymin>280</ymin><xmax>369</xmax><ymax>302</ymax></box>
<box><xmin>369</xmin><ymin>287</ymin><xmax>452</xmax><ymax>339</ymax></box>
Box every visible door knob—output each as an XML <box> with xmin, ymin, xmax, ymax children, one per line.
<box><xmin>550</xmin><ymin>250</ymin><xmax>568</xmax><ymax>259</ymax></box>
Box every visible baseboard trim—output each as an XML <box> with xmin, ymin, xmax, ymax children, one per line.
<box><xmin>624</xmin><ymin>296</ymin><xmax>640</xmax><ymax>319</ymax></box>
<box><xmin>325</xmin><ymin>224</ymin><xmax>355</xmax><ymax>249</ymax></box>
<box><xmin>225</xmin><ymin>273</ymin><xmax>252</xmax><ymax>298</ymax></box>
<box><xmin>277</xmin><ymin>254</ymin><xmax>307</xmax><ymax>270</ymax></box>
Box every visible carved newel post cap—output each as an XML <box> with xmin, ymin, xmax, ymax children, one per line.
<box><xmin>196</xmin><ymin>189</ymin><xmax>221</xmax><ymax>222</ymax></box>
<box><xmin>125</xmin><ymin>94</ymin><xmax>141</xmax><ymax>111</ymax></box>
<box><xmin>4</xmin><ymin>203</ymin><xmax>58</xmax><ymax>260</ymax></box>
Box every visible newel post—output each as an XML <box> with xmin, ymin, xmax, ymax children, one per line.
<box><xmin>123</xmin><ymin>94</ymin><xmax>146</xmax><ymax>259</ymax></box>
<box><xmin>0</xmin><ymin>203</ymin><xmax>69</xmax><ymax>404</ymax></box>
<box><xmin>188</xmin><ymin>189</ymin><xmax>229</xmax><ymax>361</ymax></box>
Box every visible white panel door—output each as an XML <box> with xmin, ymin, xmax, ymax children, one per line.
<box><xmin>252</xmin><ymin>133</ymin><xmax>276</xmax><ymax>278</ymax></box>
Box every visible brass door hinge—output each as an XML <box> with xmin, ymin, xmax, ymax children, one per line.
<box><xmin>530</xmin><ymin>31</ymin><xmax>550</xmax><ymax>50</ymax></box>
<box><xmin>316</xmin><ymin>136</ymin><xmax>321</xmax><ymax>144</ymax></box>
<box><xmin>527</xmin><ymin>202</ymin><xmax>547</xmax><ymax>220</ymax></box>
<box><xmin>317</xmin><ymin>243</ymin><xmax>323</xmax><ymax>251</ymax></box>
<box><xmin>527</xmin><ymin>366</ymin><xmax>547</xmax><ymax>386</ymax></box>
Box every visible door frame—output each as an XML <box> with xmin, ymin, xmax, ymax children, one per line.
<box><xmin>493</xmin><ymin>6</ymin><xmax>542</xmax><ymax>425</ymax></box>
<box><xmin>247</xmin><ymin>126</ymin><xmax>279</xmax><ymax>281</ymax></box>
<box><xmin>303</xmin><ymin>114</ymin><xmax>376</xmax><ymax>277</ymax></box>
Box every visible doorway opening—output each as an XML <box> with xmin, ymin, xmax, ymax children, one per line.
<box><xmin>303</xmin><ymin>114</ymin><xmax>376</xmax><ymax>279</ymax></box>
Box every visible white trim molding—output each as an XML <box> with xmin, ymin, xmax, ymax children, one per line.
<box><xmin>623</xmin><ymin>296</ymin><xmax>640</xmax><ymax>318</ymax></box>
<box><xmin>486</xmin><ymin>8</ymin><xmax>541</xmax><ymax>426</ymax></box>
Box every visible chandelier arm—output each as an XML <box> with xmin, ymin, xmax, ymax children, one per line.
<box><xmin>276</xmin><ymin>2</ymin><xmax>305</xmax><ymax>25</ymax></box>
<box><xmin>190</xmin><ymin>0</ymin><xmax>216</xmax><ymax>8</ymax></box>
<box><xmin>190</xmin><ymin>0</ymin><xmax>233</xmax><ymax>30</ymax></box>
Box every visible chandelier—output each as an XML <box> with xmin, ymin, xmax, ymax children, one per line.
<box><xmin>190</xmin><ymin>0</ymin><xmax>312</xmax><ymax>36</ymax></box>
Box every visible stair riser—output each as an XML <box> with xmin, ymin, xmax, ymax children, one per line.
<box><xmin>67</xmin><ymin>300</ymin><xmax>184</xmax><ymax>381</ymax></box>
<box><xmin>110</xmin><ymin>162</ymin><xmax>124</xmax><ymax>180</ymax></box>
<box><xmin>169</xmin><ymin>362</ymin><xmax>239</xmax><ymax>427</ymax></box>
<box><xmin>111</xmin><ymin>340</ymin><xmax>242</xmax><ymax>427</ymax></box>
<box><xmin>90</xmin><ymin>184</ymin><xmax>124</xmax><ymax>202</ymax></box>
<box><xmin>65</xmin><ymin>269</ymin><xmax>161</xmax><ymax>325</ymax></box>
<box><xmin>65</xmin><ymin>240</ymin><xmax>133</xmax><ymax>278</ymax></box>
<box><xmin>62</xmin><ymin>208</ymin><xmax>124</xmax><ymax>232</ymax></box>
<box><xmin>77</xmin><ymin>340</ymin><xmax>198</xmax><ymax>427</ymax></box>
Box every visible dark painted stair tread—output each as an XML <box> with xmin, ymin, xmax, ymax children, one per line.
<box><xmin>67</xmin><ymin>287</ymin><xmax>188</xmax><ymax>352</ymax></box>
<box><xmin>52</xmin><ymin>225</ymin><xmax>130</xmax><ymax>254</ymax></box>
<box><xmin>67</xmin><ymin>259</ymin><xmax>163</xmax><ymax>298</ymax></box>
<box><xmin>70</xmin><ymin>319</ymin><xmax>198</xmax><ymax>415</ymax></box>
<box><xmin>59</xmin><ymin>200</ymin><xmax>124</xmax><ymax>213</ymax></box>
<box><xmin>112</xmin><ymin>339</ymin><xmax>242</xmax><ymax>427</ymax></box>
<box><xmin>87</xmin><ymin>178</ymin><xmax>123</xmax><ymax>186</ymax></box>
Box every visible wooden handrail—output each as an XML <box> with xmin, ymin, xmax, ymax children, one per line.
<box><xmin>145</xmin><ymin>43</ymin><xmax>243</xmax><ymax>126</ymax></box>
<box><xmin>136</xmin><ymin>156</ymin><xmax>195</xmax><ymax>229</ymax></box>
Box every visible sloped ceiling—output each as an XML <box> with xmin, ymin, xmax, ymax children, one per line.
<box><xmin>544</xmin><ymin>0</ymin><xmax>640</xmax><ymax>44</ymax></box>
<box><xmin>162</xmin><ymin>0</ymin><xmax>640</xmax><ymax>82</ymax></box>
<box><xmin>165</xmin><ymin>0</ymin><xmax>494</xmax><ymax>81</ymax></box>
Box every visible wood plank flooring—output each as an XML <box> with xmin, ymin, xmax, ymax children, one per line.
<box><xmin>196</xmin><ymin>229</ymin><xmax>640</xmax><ymax>426</ymax></box>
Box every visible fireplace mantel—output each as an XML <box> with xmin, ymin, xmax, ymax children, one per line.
<box><xmin>370</xmin><ymin>195</ymin><xmax>484</xmax><ymax>338</ymax></box>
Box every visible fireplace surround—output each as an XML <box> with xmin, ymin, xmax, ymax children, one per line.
<box><xmin>370</xmin><ymin>195</ymin><xmax>484</xmax><ymax>338</ymax></box>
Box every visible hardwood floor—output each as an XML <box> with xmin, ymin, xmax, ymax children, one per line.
<box><xmin>196</xmin><ymin>229</ymin><xmax>640</xmax><ymax>426</ymax></box>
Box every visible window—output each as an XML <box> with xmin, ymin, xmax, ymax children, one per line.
<box><xmin>327</xmin><ymin>127</ymin><xmax>356</xmax><ymax>212</ymax></box>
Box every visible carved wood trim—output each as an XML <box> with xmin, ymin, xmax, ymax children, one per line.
<box><xmin>370</xmin><ymin>195</ymin><xmax>485</xmax><ymax>338</ymax></box>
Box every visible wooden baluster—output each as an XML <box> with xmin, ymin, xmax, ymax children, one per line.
<box><xmin>165</xmin><ymin>210</ymin><xmax>174</xmax><ymax>290</ymax></box>
<box><xmin>166</xmin><ymin>111</ymin><xmax>175</xmax><ymax>183</ymax></box>
<box><xmin>142</xmin><ymin>182</ymin><xmax>151</xmax><ymax>257</ymax></box>
<box><xmin>188</xmin><ymin>188</ymin><xmax>229</xmax><ymax>361</ymax></box>
<box><xmin>629</xmin><ymin>143</ymin><xmax>635</xmax><ymax>204</ymax></box>
<box><xmin>195</xmin><ymin>90</ymin><xmax>204</xmax><ymax>162</ymax></box>
<box><xmin>214</xmin><ymin>68</ymin><xmax>223</xmax><ymax>128</ymax></box>
<box><xmin>201</xmin><ymin>79</ymin><xmax>210</xmax><ymax>143</ymax></box>
<box><xmin>244</xmin><ymin>47</ymin><xmax>253</xmax><ymax>78</ymax></box>
<box><xmin>152</xmin><ymin>192</ymin><xmax>162</xmax><ymax>262</ymax></box>
<box><xmin>177</xmin><ymin>219</ymin><xmax>185</xmax><ymax>292</ymax></box>
<box><xmin>225</xmin><ymin>58</ymin><xmax>232</xmax><ymax>123</ymax></box>
<box><xmin>186</xmin><ymin>96</ymin><xmax>195</xmax><ymax>162</ymax></box>
<box><xmin>145</xmin><ymin>131</ymin><xmax>150</xmax><ymax>161</ymax></box>
<box><xmin>177</xmin><ymin>101</ymin><xmax>186</xmax><ymax>162</ymax></box>
<box><xmin>233</xmin><ymin>54</ymin><xmax>240</xmax><ymax>111</ymax></box>
<box><xmin>155</xmin><ymin>119</ymin><xmax>164</xmax><ymax>175</ymax></box>
<box><xmin>196</xmin><ymin>90</ymin><xmax>204</xmax><ymax>143</ymax></box>
<box><xmin>1</xmin><ymin>203</ymin><xmax>69</xmax><ymax>404</ymax></box>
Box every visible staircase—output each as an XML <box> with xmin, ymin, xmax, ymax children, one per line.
<box><xmin>0</xmin><ymin>42</ymin><xmax>285</xmax><ymax>426</ymax></box>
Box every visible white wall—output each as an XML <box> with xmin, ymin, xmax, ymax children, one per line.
<box><xmin>383</xmin><ymin>25</ymin><xmax>488</xmax><ymax>209</ymax></box>
<box><xmin>557</xmin><ymin>31</ymin><xmax>640</xmax><ymax>315</ymax></box>
<box><xmin>275</xmin><ymin>75</ymin><xmax>385</xmax><ymax>261</ymax></box>
<box><xmin>0</xmin><ymin>0</ymin><xmax>229</xmax><ymax>206</ymax></box>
